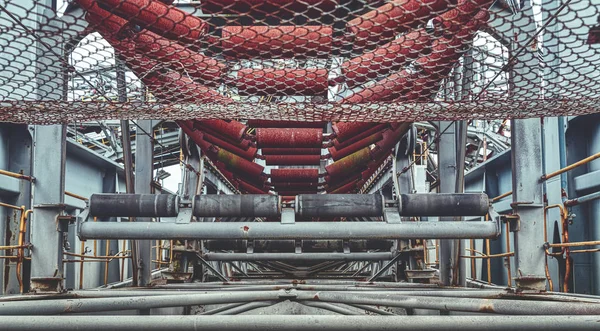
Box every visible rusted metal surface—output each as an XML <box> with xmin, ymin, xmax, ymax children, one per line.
<box><xmin>201</xmin><ymin>132</ymin><xmax>257</xmax><ymax>161</ymax></box>
<box><xmin>256</xmin><ymin>128</ymin><xmax>323</xmax><ymax>148</ymax></box>
<box><xmin>264</xmin><ymin>155</ymin><xmax>321</xmax><ymax>165</ymax></box>
<box><xmin>346</xmin><ymin>0</ymin><xmax>454</xmax><ymax>49</ymax></box>
<box><xmin>261</xmin><ymin>148</ymin><xmax>321</xmax><ymax>155</ymax></box>
<box><xmin>270</xmin><ymin>169</ymin><xmax>320</xmax><ymax>183</ymax></box>
<box><xmin>217</xmin><ymin>149</ymin><xmax>265</xmax><ymax>177</ymax></box>
<box><xmin>248</xmin><ymin>120</ymin><xmax>326</xmax><ymax>129</ymax></box>
<box><xmin>332</xmin><ymin>123</ymin><xmax>378</xmax><ymax>143</ymax></box>
<box><xmin>198</xmin><ymin>120</ymin><xmax>247</xmax><ymax>142</ymax></box>
<box><xmin>325</xmin><ymin>147</ymin><xmax>372</xmax><ymax>178</ymax></box>
<box><xmin>329</xmin><ymin>132</ymin><xmax>383</xmax><ymax>161</ymax></box>
<box><xmin>96</xmin><ymin>0</ymin><xmax>209</xmax><ymax>43</ymax></box>
<box><xmin>221</xmin><ymin>26</ymin><xmax>332</xmax><ymax>58</ymax></box>
<box><xmin>200</xmin><ymin>0</ymin><xmax>338</xmax><ymax>17</ymax></box>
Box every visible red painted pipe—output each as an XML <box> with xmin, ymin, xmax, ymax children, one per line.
<box><xmin>329</xmin><ymin>132</ymin><xmax>383</xmax><ymax>161</ymax></box>
<box><xmin>346</xmin><ymin>0</ymin><xmax>454</xmax><ymax>49</ymax></box>
<box><xmin>256</xmin><ymin>128</ymin><xmax>323</xmax><ymax>148</ymax></box>
<box><xmin>261</xmin><ymin>148</ymin><xmax>321</xmax><ymax>155</ymax></box>
<box><xmin>325</xmin><ymin>147</ymin><xmax>372</xmax><ymax>179</ymax></box>
<box><xmin>270</xmin><ymin>169</ymin><xmax>320</xmax><ymax>183</ymax></box>
<box><xmin>416</xmin><ymin>9</ymin><xmax>490</xmax><ymax>77</ymax></box>
<box><xmin>333</xmin><ymin>123</ymin><xmax>390</xmax><ymax>149</ymax></box>
<box><xmin>233</xmin><ymin>68</ymin><xmax>328</xmax><ymax>96</ymax></box>
<box><xmin>247</xmin><ymin>120</ymin><xmax>326</xmax><ymax>129</ymax></box>
<box><xmin>201</xmin><ymin>0</ymin><xmax>338</xmax><ymax>17</ymax></box>
<box><xmin>432</xmin><ymin>0</ymin><xmax>495</xmax><ymax>37</ymax></box>
<box><xmin>216</xmin><ymin>148</ymin><xmax>265</xmax><ymax>177</ymax></box>
<box><xmin>178</xmin><ymin>120</ymin><xmax>213</xmax><ymax>152</ymax></box>
<box><xmin>132</xmin><ymin>30</ymin><xmax>224</xmax><ymax>86</ymax></box>
<box><xmin>201</xmin><ymin>132</ymin><xmax>257</xmax><ymax>161</ymax></box>
<box><xmin>329</xmin><ymin>180</ymin><xmax>358</xmax><ymax>194</ymax></box>
<box><xmin>197</xmin><ymin>120</ymin><xmax>247</xmax><ymax>142</ymax></box>
<box><xmin>332</xmin><ymin>122</ymin><xmax>377</xmax><ymax>142</ymax></box>
<box><xmin>325</xmin><ymin>173</ymin><xmax>361</xmax><ymax>191</ymax></box>
<box><xmin>371</xmin><ymin>123</ymin><xmax>410</xmax><ymax>160</ymax></box>
<box><xmin>341</xmin><ymin>68</ymin><xmax>420</xmax><ymax>103</ymax></box>
<box><xmin>238</xmin><ymin>178</ymin><xmax>269</xmax><ymax>194</ymax></box>
<box><xmin>215</xmin><ymin>164</ymin><xmax>238</xmax><ymax>188</ymax></box>
<box><xmin>221</xmin><ymin>26</ymin><xmax>332</xmax><ymax>59</ymax></box>
<box><xmin>341</xmin><ymin>29</ymin><xmax>431</xmax><ymax>88</ymax></box>
<box><xmin>96</xmin><ymin>0</ymin><xmax>208</xmax><ymax>44</ymax></box>
<box><xmin>358</xmin><ymin>151</ymin><xmax>393</xmax><ymax>187</ymax></box>
<box><xmin>77</xmin><ymin>0</ymin><xmax>132</xmax><ymax>37</ymax></box>
<box><xmin>264</xmin><ymin>155</ymin><xmax>321</xmax><ymax>166</ymax></box>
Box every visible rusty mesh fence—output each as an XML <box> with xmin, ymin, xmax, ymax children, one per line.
<box><xmin>0</xmin><ymin>0</ymin><xmax>598</xmax><ymax>124</ymax></box>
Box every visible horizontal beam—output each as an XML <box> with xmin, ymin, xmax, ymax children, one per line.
<box><xmin>79</xmin><ymin>221</ymin><xmax>499</xmax><ymax>240</ymax></box>
<box><xmin>202</xmin><ymin>252</ymin><xmax>394</xmax><ymax>261</ymax></box>
<box><xmin>3</xmin><ymin>316</ymin><xmax>600</xmax><ymax>330</ymax></box>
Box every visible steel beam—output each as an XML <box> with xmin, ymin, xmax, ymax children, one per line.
<box><xmin>511</xmin><ymin>118</ymin><xmax>547</xmax><ymax>290</ymax></box>
<box><xmin>30</xmin><ymin>125</ymin><xmax>67</xmax><ymax>293</ymax></box>
<box><xmin>79</xmin><ymin>221</ymin><xmax>499</xmax><ymax>240</ymax></box>
<box><xmin>2</xmin><ymin>316</ymin><xmax>600</xmax><ymax>330</ymax></box>
<box><xmin>134</xmin><ymin>120</ymin><xmax>154</xmax><ymax>286</ymax></box>
<box><xmin>202</xmin><ymin>252</ymin><xmax>394</xmax><ymax>262</ymax></box>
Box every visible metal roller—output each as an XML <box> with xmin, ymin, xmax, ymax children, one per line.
<box><xmin>197</xmin><ymin>120</ymin><xmax>247</xmax><ymax>142</ymax></box>
<box><xmin>194</xmin><ymin>194</ymin><xmax>280</xmax><ymax>217</ymax></box>
<box><xmin>89</xmin><ymin>194</ymin><xmax>179</xmax><ymax>217</ymax></box>
<box><xmin>96</xmin><ymin>0</ymin><xmax>209</xmax><ymax>44</ymax></box>
<box><xmin>257</xmin><ymin>128</ymin><xmax>323</xmax><ymax>148</ymax></box>
<box><xmin>400</xmin><ymin>193</ymin><xmax>489</xmax><ymax>216</ymax></box>
<box><xmin>248</xmin><ymin>120</ymin><xmax>326</xmax><ymax>128</ymax></box>
<box><xmin>329</xmin><ymin>132</ymin><xmax>383</xmax><ymax>161</ymax></box>
<box><xmin>325</xmin><ymin>147</ymin><xmax>372</xmax><ymax>178</ymax></box>
<box><xmin>200</xmin><ymin>0</ymin><xmax>338</xmax><ymax>17</ymax></box>
<box><xmin>332</xmin><ymin>123</ymin><xmax>377</xmax><ymax>142</ymax></box>
<box><xmin>270</xmin><ymin>168</ymin><xmax>320</xmax><ymax>183</ymax></box>
<box><xmin>296</xmin><ymin>194</ymin><xmax>384</xmax><ymax>218</ymax></box>
<box><xmin>261</xmin><ymin>148</ymin><xmax>321</xmax><ymax>155</ymax></box>
<box><xmin>264</xmin><ymin>155</ymin><xmax>321</xmax><ymax>166</ymax></box>
<box><xmin>221</xmin><ymin>26</ymin><xmax>332</xmax><ymax>59</ymax></box>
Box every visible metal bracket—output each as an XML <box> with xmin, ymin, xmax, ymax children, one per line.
<box><xmin>176</xmin><ymin>200</ymin><xmax>194</xmax><ymax>224</ymax></box>
<box><xmin>502</xmin><ymin>214</ymin><xmax>521</xmax><ymax>232</ymax></box>
<box><xmin>76</xmin><ymin>207</ymin><xmax>90</xmax><ymax>241</ymax></box>
<box><xmin>384</xmin><ymin>208</ymin><xmax>402</xmax><ymax>224</ymax></box>
<box><xmin>343</xmin><ymin>240</ymin><xmax>350</xmax><ymax>254</ymax></box>
<box><xmin>281</xmin><ymin>207</ymin><xmax>295</xmax><ymax>224</ymax></box>
<box><xmin>57</xmin><ymin>215</ymin><xmax>75</xmax><ymax>233</ymax></box>
<box><xmin>295</xmin><ymin>240</ymin><xmax>302</xmax><ymax>254</ymax></box>
<box><xmin>487</xmin><ymin>205</ymin><xmax>504</xmax><ymax>236</ymax></box>
<box><xmin>247</xmin><ymin>240</ymin><xmax>254</xmax><ymax>254</ymax></box>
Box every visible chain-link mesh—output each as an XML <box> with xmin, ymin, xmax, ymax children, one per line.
<box><xmin>0</xmin><ymin>0</ymin><xmax>598</xmax><ymax>124</ymax></box>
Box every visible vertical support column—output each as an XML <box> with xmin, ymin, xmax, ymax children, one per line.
<box><xmin>135</xmin><ymin>120</ymin><xmax>154</xmax><ymax>286</ymax></box>
<box><xmin>30</xmin><ymin>125</ymin><xmax>67</xmax><ymax>292</ymax></box>
<box><xmin>511</xmin><ymin>118</ymin><xmax>547</xmax><ymax>291</ymax></box>
<box><xmin>436</xmin><ymin>121</ymin><xmax>466</xmax><ymax>287</ymax></box>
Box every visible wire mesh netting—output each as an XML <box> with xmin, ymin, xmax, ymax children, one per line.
<box><xmin>0</xmin><ymin>0</ymin><xmax>598</xmax><ymax>124</ymax></box>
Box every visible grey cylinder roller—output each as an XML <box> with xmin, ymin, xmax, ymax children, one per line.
<box><xmin>296</xmin><ymin>194</ymin><xmax>384</xmax><ymax>218</ymax></box>
<box><xmin>194</xmin><ymin>194</ymin><xmax>280</xmax><ymax>217</ymax></box>
<box><xmin>399</xmin><ymin>193</ymin><xmax>489</xmax><ymax>216</ymax></box>
<box><xmin>89</xmin><ymin>194</ymin><xmax>180</xmax><ymax>217</ymax></box>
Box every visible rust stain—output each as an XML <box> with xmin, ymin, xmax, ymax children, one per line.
<box><xmin>242</xmin><ymin>225</ymin><xmax>250</xmax><ymax>232</ymax></box>
<box><xmin>313</xmin><ymin>294</ymin><xmax>320</xmax><ymax>300</ymax></box>
<box><xmin>478</xmin><ymin>301</ymin><xmax>495</xmax><ymax>313</ymax></box>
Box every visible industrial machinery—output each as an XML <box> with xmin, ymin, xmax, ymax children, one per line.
<box><xmin>1</xmin><ymin>0</ymin><xmax>600</xmax><ymax>329</ymax></box>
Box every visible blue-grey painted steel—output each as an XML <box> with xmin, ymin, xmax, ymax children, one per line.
<box><xmin>134</xmin><ymin>120</ymin><xmax>154</xmax><ymax>287</ymax></box>
<box><xmin>511</xmin><ymin>118</ymin><xmax>547</xmax><ymax>291</ymax></box>
<box><xmin>2</xmin><ymin>315</ymin><xmax>600</xmax><ymax>330</ymax></box>
<box><xmin>30</xmin><ymin>125</ymin><xmax>67</xmax><ymax>293</ymax></box>
<box><xmin>79</xmin><ymin>221</ymin><xmax>499</xmax><ymax>240</ymax></box>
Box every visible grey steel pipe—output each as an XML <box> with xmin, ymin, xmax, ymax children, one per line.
<box><xmin>79</xmin><ymin>221</ymin><xmax>499</xmax><ymax>240</ymax></box>
<box><xmin>194</xmin><ymin>194</ymin><xmax>280</xmax><ymax>217</ymax></box>
<box><xmin>89</xmin><ymin>194</ymin><xmax>179</xmax><ymax>217</ymax></box>
<box><xmin>2</xmin><ymin>316</ymin><xmax>600</xmax><ymax>330</ymax></box>
<box><xmin>202</xmin><ymin>252</ymin><xmax>394</xmax><ymax>261</ymax></box>
<box><xmin>400</xmin><ymin>193</ymin><xmax>489</xmax><ymax>216</ymax></box>
<box><xmin>0</xmin><ymin>291</ymin><xmax>284</xmax><ymax>315</ymax></box>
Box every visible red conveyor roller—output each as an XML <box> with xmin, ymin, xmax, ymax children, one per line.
<box><xmin>270</xmin><ymin>169</ymin><xmax>320</xmax><ymax>183</ymax></box>
<box><xmin>221</xmin><ymin>26</ymin><xmax>332</xmax><ymax>58</ymax></box>
<box><xmin>261</xmin><ymin>148</ymin><xmax>322</xmax><ymax>155</ymax></box>
<box><xmin>264</xmin><ymin>155</ymin><xmax>322</xmax><ymax>166</ymax></box>
<box><xmin>256</xmin><ymin>128</ymin><xmax>323</xmax><ymax>148</ymax></box>
<box><xmin>96</xmin><ymin>0</ymin><xmax>208</xmax><ymax>44</ymax></box>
